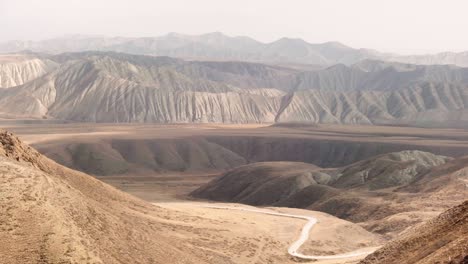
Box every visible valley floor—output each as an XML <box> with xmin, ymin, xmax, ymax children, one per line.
<box><xmin>154</xmin><ymin>201</ymin><xmax>381</xmax><ymax>263</ymax></box>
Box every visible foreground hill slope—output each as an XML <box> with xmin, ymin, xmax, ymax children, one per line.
<box><xmin>0</xmin><ymin>130</ymin><xmax>220</xmax><ymax>263</ymax></box>
<box><xmin>360</xmin><ymin>201</ymin><xmax>468</xmax><ymax>264</ymax></box>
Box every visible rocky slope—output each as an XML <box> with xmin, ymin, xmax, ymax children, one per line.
<box><xmin>360</xmin><ymin>200</ymin><xmax>468</xmax><ymax>264</ymax></box>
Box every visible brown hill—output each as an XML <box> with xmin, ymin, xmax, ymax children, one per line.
<box><xmin>192</xmin><ymin>151</ymin><xmax>467</xmax><ymax>236</ymax></box>
<box><xmin>0</xmin><ymin>130</ymin><xmax>212</xmax><ymax>263</ymax></box>
<box><xmin>192</xmin><ymin>151</ymin><xmax>451</xmax><ymax>204</ymax></box>
<box><xmin>360</xmin><ymin>200</ymin><xmax>468</xmax><ymax>264</ymax></box>
<box><xmin>38</xmin><ymin>138</ymin><xmax>247</xmax><ymax>175</ymax></box>
<box><xmin>191</xmin><ymin>162</ymin><xmax>324</xmax><ymax>204</ymax></box>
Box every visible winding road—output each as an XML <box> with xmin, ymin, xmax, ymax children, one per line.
<box><xmin>202</xmin><ymin>205</ymin><xmax>376</xmax><ymax>261</ymax></box>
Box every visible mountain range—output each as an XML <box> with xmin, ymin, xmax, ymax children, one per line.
<box><xmin>2</xmin><ymin>33</ymin><xmax>468</xmax><ymax>67</ymax></box>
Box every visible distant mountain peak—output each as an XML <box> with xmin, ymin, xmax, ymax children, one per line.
<box><xmin>273</xmin><ymin>37</ymin><xmax>308</xmax><ymax>44</ymax></box>
<box><xmin>319</xmin><ymin>41</ymin><xmax>352</xmax><ymax>50</ymax></box>
<box><xmin>201</xmin><ymin>31</ymin><xmax>226</xmax><ymax>37</ymax></box>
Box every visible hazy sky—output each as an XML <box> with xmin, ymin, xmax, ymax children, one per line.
<box><xmin>2</xmin><ymin>0</ymin><xmax>468</xmax><ymax>54</ymax></box>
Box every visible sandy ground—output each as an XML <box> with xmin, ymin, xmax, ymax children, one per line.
<box><xmin>155</xmin><ymin>201</ymin><xmax>381</xmax><ymax>264</ymax></box>
<box><xmin>99</xmin><ymin>173</ymin><xmax>218</xmax><ymax>201</ymax></box>
<box><xmin>2</xmin><ymin>122</ymin><xmax>468</xmax><ymax>149</ymax></box>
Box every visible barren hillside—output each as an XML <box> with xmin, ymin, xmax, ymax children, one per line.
<box><xmin>360</xmin><ymin>200</ymin><xmax>468</xmax><ymax>264</ymax></box>
<box><xmin>192</xmin><ymin>150</ymin><xmax>452</xmax><ymax>203</ymax></box>
<box><xmin>0</xmin><ymin>130</ymin><xmax>236</xmax><ymax>263</ymax></box>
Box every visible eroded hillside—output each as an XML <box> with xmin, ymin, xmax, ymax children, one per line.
<box><xmin>0</xmin><ymin>54</ymin><xmax>57</xmax><ymax>89</ymax></box>
<box><xmin>2</xmin><ymin>52</ymin><xmax>468</xmax><ymax>126</ymax></box>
